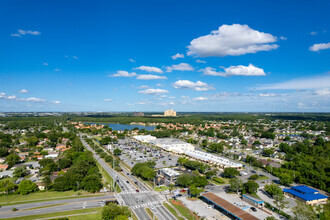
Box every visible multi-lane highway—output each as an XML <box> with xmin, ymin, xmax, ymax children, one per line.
<box><xmin>0</xmin><ymin>195</ymin><xmax>115</xmax><ymax>219</ymax></box>
<box><xmin>81</xmin><ymin>138</ymin><xmax>177</xmax><ymax>220</ymax></box>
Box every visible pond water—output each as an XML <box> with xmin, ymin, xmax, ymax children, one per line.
<box><xmin>85</xmin><ymin>123</ymin><xmax>155</xmax><ymax>131</ymax></box>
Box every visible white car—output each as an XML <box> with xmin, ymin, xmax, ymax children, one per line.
<box><xmin>240</xmin><ymin>171</ymin><xmax>248</xmax><ymax>176</ymax></box>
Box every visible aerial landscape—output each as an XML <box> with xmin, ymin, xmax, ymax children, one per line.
<box><xmin>0</xmin><ymin>0</ymin><xmax>329</xmax><ymax>220</ymax></box>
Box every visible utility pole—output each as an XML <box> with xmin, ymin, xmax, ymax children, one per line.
<box><xmin>113</xmin><ymin>158</ymin><xmax>115</xmax><ymax>192</ymax></box>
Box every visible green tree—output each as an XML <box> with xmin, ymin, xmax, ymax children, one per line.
<box><xmin>13</xmin><ymin>166</ymin><xmax>28</xmax><ymax>178</ymax></box>
<box><xmin>205</xmin><ymin>170</ymin><xmax>217</xmax><ymax>179</ymax></box>
<box><xmin>264</xmin><ymin>184</ymin><xmax>283</xmax><ymax>197</ymax></box>
<box><xmin>113</xmin><ymin>148</ymin><xmax>122</xmax><ymax>155</ymax></box>
<box><xmin>293</xmin><ymin>202</ymin><xmax>316</xmax><ymax>220</ymax></box>
<box><xmin>18</xmin><ymin>180</ymin><xmax>38</xmax><ymax>195</ymax></box>
<box><xmin>0</xmin><ymin>147</ymin><xmax>9</xmax><ymax>157</ymax></box>
<box><xmin>26</xmin><ymin>136</ymin><xmax>39</xmax><ymax>147</ymax></box>
<box><xmin>229</xmin><ymin>178</ymin><xmax>243</xmax><ymax>194</ymax></box>
<box><xmin>5</xmin><ymin>154</ymin><xmax>21</xmax><ymax>167</ymax></box>
<box><xmin>189</xmin><ymin>186</ymin><xmax>203</xmax><ymax>197</ymax></box>
<box><xmin>0</xmin><ymin>179</ymin><xmax>16</xmax><ymax>194</ymax></box>
<box><xmin>249</xmin><ymin>174</ymin><xmax>259</xmax><ymax>180</ymax></box>
<box><xmin>274</xmin><ymin>194</ymin><xmax>289</xmax><ymax>212</ymax></box>
<box><xmin>42</xmin><ymin>176</ymin><xmax>52</xmax><ymax>190</ymax></box>
<box><xmin>101</xmin><ymin>203</ymin><xmax>131</xmax><ymax>220</ymax></box>
<box><xmin>222</xmin><ymin>168</ymin><xmax>239</xmax><ymax>178</ymax></box>
<box><xmin>242</xmin><ymin>180</ymin><xmax>259</xmax><ymax>194</ymax></box>
<box><xmin>81</xmin><ymin>174</ymin><xmax>103</xmax><ymax>193</ymax></box>
<box><xmin>279</xmin><ymin>173</ymin><xmax>293</xmax><ymax>186</ymax></box>
<box><xmin>176</xmin><ymin>174</ymin><xmax>193</xmax><ymax>187</ymax></box>
<box><xmin>262</xmin><ymin>148</ymin><xmax>274</xmax><ymax>157</ymax></box>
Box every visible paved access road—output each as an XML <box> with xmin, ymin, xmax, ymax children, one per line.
<box><xmin>0</xmin><ymin>195</ymin><xmax>115</xmax><ymax>219</ymax></box>
<box><xmin>81</xmin><ymin>137</ymin><xmax>177</xmax><ymax>220</ymax></box>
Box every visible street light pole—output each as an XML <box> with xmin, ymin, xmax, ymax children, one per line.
<box><xmin>113</xmin><ymin>158</ymin><xmax>115</xmax><ymax>191</ymax></box>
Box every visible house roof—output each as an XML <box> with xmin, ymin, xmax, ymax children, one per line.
<box><xmin>292</xmin><ymin>185</ymin><xmax>318</xmax><ymax>194</ymax></box>
<box><xmin>283</xmin><ymin>188</ymin><xmax>328</xmax><ymax>201</ymax></box>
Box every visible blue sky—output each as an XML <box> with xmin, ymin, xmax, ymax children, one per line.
<box><xmin>0</xmin><ymin>0</ymin><xmax>329</xmax><ymax>112</ymax></box>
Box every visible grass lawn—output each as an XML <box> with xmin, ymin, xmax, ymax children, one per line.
<box><xmin>163</xmin><ymin>202</ymin><xmax>185</xmax><ymax>220</ymax></box>
<box><xmin>258</xmin><ymin>175</ymin><xmax>269</xmax><ymax>180</ymax></box>
<box><xmin>155</xmin><ymin>186</ymin><xmax>170</xmax><ymax>191</ymax></box>
<box><xmin>3</xmin><ymin>207</ymin><xmax>103</xmax><ymax>220</ymax></box>
<box><xmin>93</xmin><ymin>136</ymin><xmax>102</xmax><ymax>141</ymax></box>
<box><xmin>145</xmin><ymin>207</ymin><xmax>159</xmax><ymax>220</ymax></box>
<box><xmin>68</xmin><ymin>212</ymin><xmax>102</xmax><ymax>220</ymax></box>
<box><xmin>210</xmin><ymin>177</ymin><xmax>230</xmax><ymax>185</ymax></box>
<box><xmin>131</xmin><ymin>211</ymin><xmax>139</xmax><ymax>220</ymax></box>
<box><xmin>170</xmin><ymin>199</ymin><xmax>200</xmax><ymax>220</ymax></box>
<box><xmin>0</xmin><ymin>190</ymin><xmax>102</xmax><ymax>206</ymax></box>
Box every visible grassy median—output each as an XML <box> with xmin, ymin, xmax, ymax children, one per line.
<box><xmin>0</xmin><ymin>191</ymin><xmax>104</xmax><ymax>206</ymax></box>
<box><xmin>3</xmin><ymin>207</ymin><xmax>103</xmax><ymax>220</ymax></box>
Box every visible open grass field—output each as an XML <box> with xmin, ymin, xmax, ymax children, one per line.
<box><xmin>155</xmin><ymin>186</ymin><xmax>170</xmax><ymax>191</ymax></box>
<box><xmin>0</xmin><ymin>190</ymin><xmax>104</xmax><ymax>206</ymax></box>
<box><xmin>163</xmin><ymin>202</ymin><xmax>185</xmax><ymax>220</ymax></box>
<box><xmin>170</xmin><ymin>199</ymin><xmax>200</xmax><ymax>220</ymax></box>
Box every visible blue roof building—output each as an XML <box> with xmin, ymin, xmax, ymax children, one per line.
<box><xmin>283</xmin><ymin>185</ymin><xmax>328</xmax><ymax>205</ymax></box>
<box><xmin>242</xmin><ymin>194</ymin><xmax>264</xmax><ymax>208</ymax></box>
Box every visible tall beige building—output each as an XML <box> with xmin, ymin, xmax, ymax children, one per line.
<box><xmin>164</xmin><ymin>109</ymin><xmax>176</xmax><ymax>117</ymax></box>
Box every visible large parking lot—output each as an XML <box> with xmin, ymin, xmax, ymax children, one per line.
<box><xmin>114</xmin><ymin>138</ymin><xmax>179</xmax><ymax>169</ymax></box>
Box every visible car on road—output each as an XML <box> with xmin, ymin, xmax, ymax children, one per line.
<box><xmin>136</xmin><ymin>189</ymin><xmax>139</xmax><ymax>192</ymax></box>
<box><xmin>126</xmin><ymin>181</ymin><xmax>129</xmax><ymax>183</ymax></box>
<box><xmin>250</xmin><ymin>207</ymin><xmax>257</xmax><ymax>212</ymax></box>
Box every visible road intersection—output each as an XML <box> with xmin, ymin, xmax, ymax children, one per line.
<box><xmin>81</xmin><ymin>138</ymin><xmax>177</xmax><ymax>220</ymax></box>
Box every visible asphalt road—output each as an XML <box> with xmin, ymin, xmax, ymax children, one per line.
<box><xmin>81</xmin><ymin>137</ymin><xmax>177</xmax><ymax>220</ymax></box>
<box><xmin>0</xmin><ymin>195</ymin><xmax>115</xmax><ymax>219</ymax></box>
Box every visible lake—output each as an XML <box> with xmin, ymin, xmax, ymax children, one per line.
<box><xmin>85</xmin><ymin>123</ymin><xmax>155</xmax><ymax>131</ymax></box>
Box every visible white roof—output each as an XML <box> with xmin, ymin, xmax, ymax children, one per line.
<box><xmin>185</xmin><ymin>150</ymin><xmax>243</xmax><ymax>168</ymax></box>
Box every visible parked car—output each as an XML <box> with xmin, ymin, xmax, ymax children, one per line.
<box><xmin>250</xmin><ymin>207</ymin><xmax>257</xmax><ymax>212</ymax></box>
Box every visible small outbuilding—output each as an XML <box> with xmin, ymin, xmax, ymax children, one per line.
<box><xmin>242</xmin><ymin>194</ymin><xmax>264</xmax><ymax>208</ymax></box>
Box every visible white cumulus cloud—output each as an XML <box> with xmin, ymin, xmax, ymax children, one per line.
<box><xmin>166</xmin><ymin>63</ymin><xmax>194</xmax><ymax>72</ymax></box>
<box><xmin>258</xmin><ymin>93</ymin><xmax>276</xmax><ymax>97</ymax></box>
<box><xmin>138</xmin><ymin>88</ymin><xmax>169</xmax><ymax>95</ymax></box>
<box><xmin>309</xmin><ymin>43</ymin><xmax>330</xmax><ymax>52</ymax></box>
<box><xmin>201</xmin><ymin>64</ymin><xmax>266</xmax><ymax>77</ymax></box>
<box><xmin>193</xmin><ymin>97</ymin><xmax>209</xmax><ymax>101</ymax></box>
<box><xmin>11</xmin><ymin>29</ymin><xmax>41</xmax><ymax>37</ymax></box>
<box><xmin>313</xmin><ymin>88</ymin><xmax>330</xmax><ymax>96</ymax></box>
<box><xmin>173</xmin><ymin>80</ymin><xmax>214</xmax><ymax>91</ymax></box>
<box><xmin>187</xmin><ymin>24</ymin><xmax>278</xmax><ymax>57</ymax></box>
<box><xmin>196</xmin><ymin>60</ymin><xmax>206</xmax><ymax>63</ymax></box>
<box><xmin>171</xmin><ymin>53</ymin><xmax>184</xmax><ymax>60</ymax></box>
<box><xmin>20</xmin><ymin>89</ymin><xmax>29</xmax><ymax>93</ymax></box>
<box><xmin>104</xmin><ymin>99</ymin><xmax>112</xmax><ymax>102</ymax></box>
<box><xmin>111</xmin><ymin>71</ymin><xmax>137</xmax><ymax>77</ymax></box>
<box><xmin>129</xmin><ymin>58</ymin><xmax>136</xmax><ymax>63</ymax></box>
<box><xmin>256</xmin><ymin>75</ymin><xmax>330</xmax><ymax>90</ymax></box>
<box><xmin>136</xmin><ymin>74</ymin><xmax>167</xmax><ymax>80</ymax></box>
<box><xmin>23</xmin><ymin>97</ymin><xmax>46</xmax><ymax>102</ymax></box>
<box><xmin>52</xmin><ymin>100</ymin><xmax>61</xmax><ymax>104</ymax></box>
<box><xmin>135</xmin><ymin>66</ymin><xmax>163</xmax><ymax>73</ymax></box>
